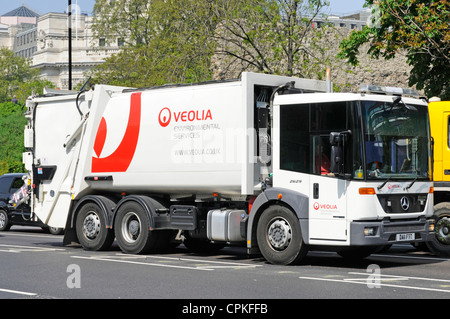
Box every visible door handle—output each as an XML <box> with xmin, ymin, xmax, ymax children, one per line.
<box><xmin>313</xmin><ymin>183</ymin><xmax>319</xmax><ymax>199</ymax></box>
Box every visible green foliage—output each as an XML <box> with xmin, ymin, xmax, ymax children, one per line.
<box><xmin>0</xmin><ymin>48</ymin><xmax>54</xmax><ymax>104</ymax></box>
<box><xmin>212</xmin><ymin>0</ymin><xmax>330</xmax><ymax>78</ymax></box>
<box><xmin>0</xmin><ymin>48</ymin><xmax>53</xmax><ymax>175</ymax></box>
<box><xmin>0</xmin><ymin>102</ymin><xmax>26</xmax><ymax>175</ymax></box>
<box><xmin>90</xmin><ymin>0</ymin><xmax>331</xmax><ymax>86</ymax></box>
<box><xmin>338</xmin><ymin>0</ymin><xmax>450</xmax><ymax>99</ymax></box>
<box><xmin>91</xmin><ymin>0</ymin><xmax>216</xmax><ymax>87</ymax></box>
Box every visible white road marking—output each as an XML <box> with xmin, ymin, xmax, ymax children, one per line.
<box><xmin>140</xmin><ymin>254</ymin><xmax>262</xmax><ymax>268</ymax></box>
<box><xmin>0</xmin><ymin>288</ymin><xmax>37</xmax><ymax>296</ymax></box>
<box><xmin>371</xmin><ymin>253</ymin><xmax>450</xmax><ymax>262</ymax></box>
<box><xmin>71</xmin><ymin>255</ymin><xmax>215</xmax><ymax>271</ymax></box>
<box><xmin>71</xmin><ymin>254</ymin><xmax>261</xmax><ymax>271</ymax></box>
<box><xmin>0</xmin><ymin>244</ymin><xmax>65</xmax><ymax>252</ymax></box>
<box><xmin>348</xmin><ymin>272</ymin><xmax>450</xmax><ymax>283</ymax></box>
<box><xmin>300</xmin><ymin>272</ymin><xmax>450</xmax><ymax>294</ymax></box>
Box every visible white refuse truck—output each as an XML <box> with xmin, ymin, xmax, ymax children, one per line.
<box><xmin>22</xmin><ymin>72</ymin><xmax>435</xmax><ymax>265</ymax></box>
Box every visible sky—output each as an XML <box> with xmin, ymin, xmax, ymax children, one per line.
<box><xmin>1</xmin><ymin>0</ymin><xmax>367</xmax><ymax>16</ymax></box>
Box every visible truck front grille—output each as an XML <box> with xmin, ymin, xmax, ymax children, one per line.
<box><xmin>377</xmin><ymin>194</ymin><xmax>427</xmax><ymax>214</ymax></box>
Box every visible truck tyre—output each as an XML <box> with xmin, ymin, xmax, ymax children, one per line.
<box><xmin>76</xmin><ymin>202</ymin><xmax>114</xmax><ymax>251</ymax></box>
<box><xmin>256</xmin><ymin>205</ymin><xmax>308</xmax><ymax>265</ymax></box>
<box><xmin>114</xmin><ymin>201</ymin><xmax>160</xmax><ymax>254</ymax></box>
<box><xmin>427</xmin><ymin>202</ymin><xmax>450</xmax><ymax>257</ymax></box>
<box><xmin>0</xmin><ymin>209</ymin><xmax>11</xmax><ymax>231</ymax></box>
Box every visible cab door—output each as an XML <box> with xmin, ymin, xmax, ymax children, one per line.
<box><xmin>274</xmin><ymin>97</ymin><xmax>359</xmax><ymax>245</ymax></box>
<box><xmin>309</xmin><ymin>135</ymin><xmax>348</xmax><ymax>242</ymax></box>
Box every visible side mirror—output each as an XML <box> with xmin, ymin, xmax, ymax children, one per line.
<box><xmin>330</xmin><ymin>144</ymin><xmax>342</xmax><ymax>174</ymax></box>
<box><xmin>329</xmin><ymin>131</ymin><xmax>351</xmax><ymax>174</ymax></box>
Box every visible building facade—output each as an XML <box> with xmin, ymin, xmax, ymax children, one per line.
<box><xmin>0</xmin><ymin>5</ymin><xmax>117</xmax><ymax>90</ymax></box>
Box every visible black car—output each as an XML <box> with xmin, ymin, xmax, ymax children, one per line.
<box><xmin>0</xmin><ymin>173</ymin><xmax>63</xmax><ymax>234</ymax></box>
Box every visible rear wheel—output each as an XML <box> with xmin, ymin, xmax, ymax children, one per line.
<box><xmin>114</xmin><ymin>201</ymin><xmax>162</xmax><ymax>254</ymax></box>
<box><xmin>256</xmin><ymin>205</ymin><xmax>308</xmax><ymax>265</ymax></box>
<box><xmin>76</xmin><ymin>202</ymin><xmax>114</xmax><ymax>251</ymax></box>
<box><xmin>427</xmin><ymin>202</ymin><xmax>450</xmax><ymax>257</ymax></box>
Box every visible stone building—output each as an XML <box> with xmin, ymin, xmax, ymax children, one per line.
<box><xmin>34</xmin><ymin>12</ymin><xmax>119</xmax><ymax>89</ymax></box>
<box><xmin>0</xmin><ymin>4</ymin><xmax>117</xmax><ymax>90</ymax></box>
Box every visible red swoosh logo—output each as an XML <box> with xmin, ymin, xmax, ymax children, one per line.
<box><xmin>92</xmin><ymin>92</ymin><xmax>142</xmax><ymax>173</ymax></box>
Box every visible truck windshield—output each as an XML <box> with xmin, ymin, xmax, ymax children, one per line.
<box><xmin>362</xmin><ymin>100</ymin><xmax>430</xmax><ymax>180</ymax></box>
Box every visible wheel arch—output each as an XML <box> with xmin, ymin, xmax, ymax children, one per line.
<box><xmin>70</xmin><ymin>195</ymin><xmax>117</xmax><ymax>230</ymax></box>
<box><xmin>112</xmin><ymin>195</ymin><xmax>170</xmax><ymax>231</ymax></box>
<box><xmin>247</xmin><ymin>188</ymin><xmax>309</xmax><ymax>253</ymax></box>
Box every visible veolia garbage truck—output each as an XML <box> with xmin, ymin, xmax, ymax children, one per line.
<box><xmin>22</xmin><ymin>73</ymin><xmax>434</xmax><ymax>265</ymax></box>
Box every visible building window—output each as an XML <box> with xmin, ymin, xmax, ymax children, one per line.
<box><xmin>99</xmin><ymin>38</ymin><xmax>106</xmax><ymax>47</ymax></box>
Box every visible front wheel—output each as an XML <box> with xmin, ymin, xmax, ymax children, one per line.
<box><xmin>0</xmin><ymin>209</ymin><xmax>11</xmax><ymax>231</ymax></box>
<box><xmin>427</xmin><ymin>202</ymin><xmax>450</xmax><ymax>257</ymax></box>
<box><xmin>256</xmin><ymin>205</ymin><xmax>308</xmax><ymax>265</ymax></box>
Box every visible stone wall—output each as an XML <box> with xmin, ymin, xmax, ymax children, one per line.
<box><xmin>330</xmin><ymin>28</ymin><xmax>414</xmax><ymax>93</ymax></box>
<box><xmin>211</xmin><ymin>26</ymin><xmax>416</xmax><ymax>93</ymax></box>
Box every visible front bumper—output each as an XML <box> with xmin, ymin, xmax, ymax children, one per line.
<box><xmin>350</xmin><ymin>217</ymin><xmax>434</xmax><ymax>246</ymax></box>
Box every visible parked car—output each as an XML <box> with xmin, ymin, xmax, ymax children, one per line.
<box><xmin>0</xmin><ymin>173</ymin><xmax>63</xmax><ymax>234</ymax></box>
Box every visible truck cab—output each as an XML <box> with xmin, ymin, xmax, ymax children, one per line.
<box><xmin>427</xmin><ymin>100</ymin><xmax>450</xmax><ymax>255</ymax></box>
<box><xmin>270</xmin><ymin>89</ymin><xmax>433</xmax><ymax>248</ymax></box>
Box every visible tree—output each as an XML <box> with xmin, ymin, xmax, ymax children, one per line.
<box><xmin>90</xmin><ymin>0</ymin><xmax>335</xmax><ymax>86</ymax></box>
<box><xmin>338</xmin><ymin>0</ymin><xmax>450</xmax><ymax>99</ymax></box>
<box><xmin>91</xmin><ymin>0</ymin><xmax>216</xmax><ymax>86</ymax></box>
<box><xmin>92</xmin><ymin>0</ymin><xmax>154</xmax><ymax>47</ymax></box>
<box><xmin>0</xmin><ymin>48</ymin><xmax>53</xmax><ymax>103</ymax></box>
<box><xmin>211</xmin><ymin>0</ymin><xmax>331</xmax><ymax>79</ymax></box>
<box><xmin>0</xmin><ymin>49</ymin><xmax>52</xmax><ymax>174</ymax></box>
<box><xmin>0</xmin><ymin>102</ymin><xmax>27</xmax><ymax>175</ymax></box>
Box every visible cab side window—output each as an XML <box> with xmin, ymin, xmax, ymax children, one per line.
<box><xmin>279</xmin><ymin>101</ymin><xmax>357</xmax><ymax>177</ymax></box>
<box><xmin>311</xmin><ymin>102</ymin><xmax>347</xmax><ymax>176</ymax></box>
<box><xmin>280</xmin><ymin>104</ymin><xmax>310</xmax><ymax>173</ymax></box>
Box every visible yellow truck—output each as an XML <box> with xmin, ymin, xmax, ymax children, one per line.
<box><xmin>428</xmin><ymin>100</ymin><xmax>450</xmax><ymax>256</ymax></box>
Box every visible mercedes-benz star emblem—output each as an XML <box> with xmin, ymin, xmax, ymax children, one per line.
<box><xmin>400</xmin><ymin>196</ymin><xmax>410</xmax><ymax>211</ymax></box>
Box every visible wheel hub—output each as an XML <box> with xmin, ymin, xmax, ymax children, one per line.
<box><xmin>83</xmin><ymin>212</ymin><xmax>101</xmax><ymax>239</ymax></box>
<box><xmin>0</xmin><ymin>213</ymin><xmax>5</xmax><ymax>228</ymax></box>
<box><xmin>121</xmin><ymin>212</ymin><xmax>141</xmax><ymax>243</ymax></box>
<box><xmin>268</xmin><ymin>218</ymin><xmax>292</xmax><ymax>250</ymax></box>
<box><xmin>436</xmin><ymin>217</ymin><xmax>450</xmax><ymax>245</ymax></box>
<box><xmin>128</xmin><ymin>220</ymin><xmax>140</xmax><ymax>237</ymax></box>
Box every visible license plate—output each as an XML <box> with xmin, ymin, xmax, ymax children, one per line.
<box><xmin>396</xmin><ymin>233</ymin><xmax>415</xmax><ymax>241</ymax></box>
